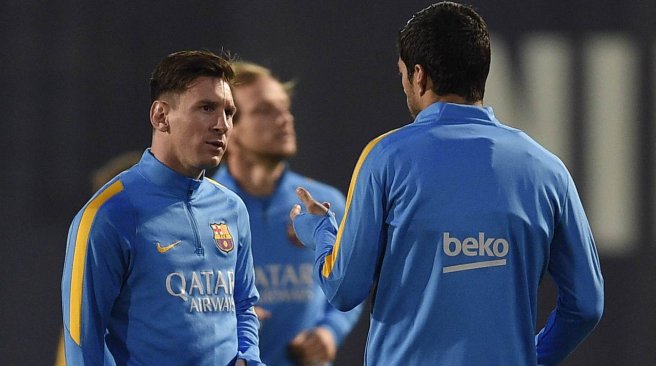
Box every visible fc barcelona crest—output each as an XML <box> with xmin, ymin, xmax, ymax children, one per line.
<box><xmin>210</xmin><ymin>223</ymin><xmax>235</xmax><ymax>253</ymax></box>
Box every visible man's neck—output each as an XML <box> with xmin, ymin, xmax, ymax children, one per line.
<box><xmin>226</xmin><ymin>153</ymin><xmax>286</xmax><ymax>197</ymax></box>
<box><xmin>423</xmin><ymin>93</ymin><xmax>483</xmax><ymax>108</ymax></box>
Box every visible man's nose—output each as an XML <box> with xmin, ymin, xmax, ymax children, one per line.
<box><xmin>276</xmin><ymin>110</ymin><xmax>294</xmax><ymax>125</ymax></box>
<box><xmin>213</xmin><ymin>113</ymin><xmax>229</xmax><ymax>132</ymax></box>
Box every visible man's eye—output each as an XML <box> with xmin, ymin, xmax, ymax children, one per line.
<box><xmin>254</xmin><ymin>105</ymin><xmax>274</xmax><ymax>115</ymax></box>
<box><xmin>202</xmin><ymin>105</ymin><xmax>214</xmax><ymax>112</ymax></box>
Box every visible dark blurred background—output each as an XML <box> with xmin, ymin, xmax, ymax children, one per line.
<box><xmin>1</xmin><ymin>1</ymin><xmax>654</xmax><ymax>365</ymax></box>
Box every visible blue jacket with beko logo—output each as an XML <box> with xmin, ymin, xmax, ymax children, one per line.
<box><xmin>294</xmin><ymin>102</ymin><xmax>604</xmax><ymax>366</ymax></box>
<box><xmin>61</xmin><ymin>149</ymin><xmax>263</xmax><ymax>366</ymax></box>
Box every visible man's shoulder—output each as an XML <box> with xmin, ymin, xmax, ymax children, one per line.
<box><xmin>70</xmin><ymin>174</ymin><xmax>137</xmax><ymax>235</ymax></box>
<box><xmin>204</xmin><ymin>177</ymin><xmax>248</xmax><ymax>209</ymax></box>
<box><xmin>205</xmin><ymin>175</ymin><xmax>230</xmax><ymax>191</ymax></box>
<box><xmin>503</xmin><ymin>128</ymin><xmax>569</xmax><ymax>173</ymax></box>
<box><xmin>358</xmin><ymin>127</ymin><xmax>414</xmax><ymax>160</ymax></box>
<box><xmin>89</xmin><ymin>174</ymin><xmax>133</xmax><ymax>210</ymax></box>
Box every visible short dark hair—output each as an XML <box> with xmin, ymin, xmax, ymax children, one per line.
<box><xmin>398</xmin><ymin>2</ymin><xmax>490</xmax><ymax>102</ymax></box>
<box><xmin>149</xmin><ymin>50</ymin><xmax>234</xmax><ymax>102</ymax></box>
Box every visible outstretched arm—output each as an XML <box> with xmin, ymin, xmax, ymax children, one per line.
<box><xmin>291</xmin><ymin>177</ymin><xmax>385</xmax><ymax>312</ymax></box>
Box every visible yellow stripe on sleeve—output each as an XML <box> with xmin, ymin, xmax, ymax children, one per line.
<box><xmin>322</xmin><ymin>129</ymin><xmax>399</xmax><ymax>278</ymax></box>
<box><xmin>69</xmin><ymin>180</ymin><xmax>124</xmax><ymax>345</ymax></box>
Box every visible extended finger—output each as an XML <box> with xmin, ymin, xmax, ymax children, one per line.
<box><xmin>290</xmin><ymin>204</ymin><xmax>302</xmax><ymax>221</ymax></box>
<box><xmin>254</xmin><ymin>306</ymin><xmax>271</xmax><ymax>321</ymax></box>
<box><xmin>296</xmin><ymin>187</ymin><xmax>329</xmax><ymax>215</ymax></box>
<box><xmin>290</xmin><ymin>330</ymin><xmax>309</xmax><ymax>347</ymax></box>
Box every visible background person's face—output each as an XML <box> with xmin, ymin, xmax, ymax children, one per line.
<box><xmin>231</xmin><ymin>76</ymin><xmax>297</xmax><ymax>161</ymax></box>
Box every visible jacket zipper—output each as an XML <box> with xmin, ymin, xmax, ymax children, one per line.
<box><xmin>186</xmin><ymin>189</ymin><xmax>204</xmax><ymax>256</ymax></box>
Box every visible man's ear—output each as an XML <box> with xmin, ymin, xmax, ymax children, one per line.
<box><xmin>413</xmin><ymin>64</ymin><xmax>429</xmax><ymax>95</ymax></box>
<box><xmin>150</xmin><ymin>100</ymin><xmax>170</xmax><ymax>132</ymax></box>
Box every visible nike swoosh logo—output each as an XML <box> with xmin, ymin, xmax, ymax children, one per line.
<box><xmin>156</xmin><ymin>240</ymin><xmax>182</xmax><ymax>253</ymax></box>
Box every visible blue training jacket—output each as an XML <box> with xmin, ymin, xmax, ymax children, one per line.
<box><xmin>213</xmin><ymin>164</ymin><xmax>362</xmax><ymax>366</ymax></box>
<box><xmin>61</xmin><ymin>149</ymin><xmax>263</xmax><ymax>366</ymax></box>
<box><xmin>294</xmin><ymin>102</ymin><xmax>604</xmax><ymax>366</ymax></box>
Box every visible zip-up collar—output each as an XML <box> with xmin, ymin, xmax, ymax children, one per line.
<box><xmin>136</xmin><ymin>149</ymin><xmax>204</xmax><ymax>198</ymax></box>
<box><xmin>413</xmin><ymin>102</ymin><xmax>500</xmax><ymax>127</ymax></box>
